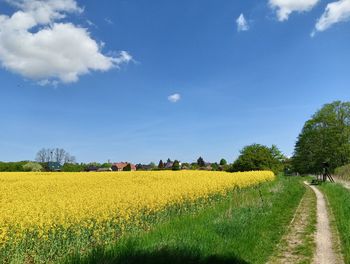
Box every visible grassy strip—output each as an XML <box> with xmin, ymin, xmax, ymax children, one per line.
<box><xmin>297</xmin><ymin>186</ymin><xmax>317</xmax><ymax>264</ymax></box>
<box><xmin>68</xmin><ymin>176</ymin><xmax>305</xmax><ymax>264</ymax></box>
<box><xmin>268</xmin><ymin>185</ymin><xmax>316</xmax><ymax>264</ymax></box>
<box><xmin>319</xmin><ymin>183</ymin><xmax>350</xmax><ymax>263</ymax></box>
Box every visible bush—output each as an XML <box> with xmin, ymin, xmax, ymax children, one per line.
<box><xmin>23</xmin><ymin>162</ymin><xmax>43</xmax><ymax>172</ymax></box>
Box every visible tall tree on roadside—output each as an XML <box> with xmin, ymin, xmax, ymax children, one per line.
<box><xmin>293</xmin><ymin>101</ymin><xmax>350</xmax><ymax>174</ymax></box>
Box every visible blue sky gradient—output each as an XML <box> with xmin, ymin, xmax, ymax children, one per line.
<box><xmin>0</xmin><ymin>0</ymin><xmax>349</xmax><ymax>163</ymax></box>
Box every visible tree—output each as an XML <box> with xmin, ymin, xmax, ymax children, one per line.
<box><xmin>123</xmin><ymin>163</ymin><xmax>132</xmax><ymax>171</ymax></box>
<box><xmin>158</xmin><ymin>160</ymin><xmax>164</xmax><ymax>169</ymax></box>
<box><xmin>61</xmin><ymin>163</ymin><xmax>86</xmax><ymax>172</ymax></box>
<box><xmin>172</xmin><ymin>160</ymin><xmax>180</xmax><ymax>171</ymax></box>
<box><xmin>211</xmin><ymin>162</ymin><xmax>220</xmax><ymax>171</ymax></box>
<box><xmin>101</xmin><ymin>163</ymin><xmax>112</xmax><ymax>168</ymax></box>
<box><xmin>0</xmin><ymin>161</ymin><xmax>28</xmax><ymax>172</ymax></box>
<box><xmin>219</xmin><ymin>159</ymin><xmax>227</xmax><ymax>166</ymax></box>
<box><xmin>197</xmin><ymin>157</ymin><xmax>205</xmax><ymax>167</ymax></box>
<box><xmin>23</xmin><ymin>162</ymin><xmax>43</xmax><ymax>172</ymax></box>
<box><xmin>35</xmin><ymin>148</ymin><xmax>76</xmax><ymax>164</ymax></box>
<box><xmin>293</xmin><ymin>101</ymin><xmax>350</xmax><ymax>174</ymax></box>
<box><xmin>231</xmin><ymin>144</ymin><xmax>284</xmax><ymax>174</ymax></box>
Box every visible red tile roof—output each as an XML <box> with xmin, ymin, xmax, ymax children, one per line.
<box><xmin>112</xmin><ymin>162</ymin><xmax>136</xmax><ymax>171</ymax></box>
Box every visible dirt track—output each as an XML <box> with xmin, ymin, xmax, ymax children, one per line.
<box><xmin>308</xmin><ymin>183</ymin><xmax>343</xmax><ymax>264</ymax></box>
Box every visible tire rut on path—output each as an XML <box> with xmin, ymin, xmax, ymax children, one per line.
<box><xmin>308</xmin><ymin>183</ymin><xmax>343</xmax><ymax>264</ymax></box>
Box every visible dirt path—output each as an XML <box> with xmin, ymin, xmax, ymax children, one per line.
<box><xmin>267</xmin><ymin>186</ymin><xmax>316</xmax><ymax>264</ymax></box>
<box><xmin>308</xmin><ymin>183</ymin><xmax>343</xmax><ymax>264</ymax></box>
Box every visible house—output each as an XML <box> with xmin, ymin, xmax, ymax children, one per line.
<box><xmin>47</xmin><ymin>162</ymin><xmax>62</xmax><ymax>171</ymax></box>
<box><xmin>112</xmin><ymin>162</ymin><xmax>136</xmax><ymax>171</ymax></box>
<box><xmin>164</xmin><ymin>161</ymin><xmax>173</xmax><ymax>169</ymax></box>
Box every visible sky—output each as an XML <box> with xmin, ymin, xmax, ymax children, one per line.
<box><xmin>0</xmin><ymin>0</ymin><xmax>349</xmax><ymax>164</ymax></box>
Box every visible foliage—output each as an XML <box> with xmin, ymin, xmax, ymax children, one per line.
<box><xmin>68</xmin><ymin>176</ymin><xmax>303</xmax><ymax>264</ymax></box>
<box><xmin>0</xmin><ymin>171</ymin><xmax>274</xmax><ymax>263</ymax></box>
<box><xmin>293</xmin><ymin>101</ymin><xmax>350</xmax><ymax>174</ymax></box>
<box><xmin>219</xmin><ymin>158</ymin><xmax>227</xmax><ymax>166</ymax></box>
<box><xmin>62</xmin><ymin>163</ymin><xmax>86</xmax><ymax>172</ymax></box>
<box><xmin>320</xmin><ymin>183</ymin><xmax>350</xmax><ymax>263</ymax></box>
<box><xmin>23</xmin><ymin>162</ymin><xmax>43</xmax><ymax>172</ymax></box>
<box><xmin>101</xmin><ymin>163</ymin><xmax>112</xmax><ymax>168</ymax></box>
<box><xmin>123</xmin><ymin>163</ymin><xmax>132</xmax><ymax>171</ymax></box>
<box><xmin>172</xmin><ymin>160</ymin><xmax>180</xmax><ymax>171</ymax></box>
<box><xmin>181</xmin><ymin>162</ymin><xmax>190</xmax><ymax>170</ymax></box>
<box><xmin>211</xmin><ymin>162</ymin><xmax>220</xmax><ymax>171</ymax></box>
<box><xmin>197</xmin><ymin>157</ymin><xmax>205</xmax><ymax>167</ymax></box>
<box><xmin>231</xmin><ymin>144</ymin><xmax>284</xmax><ymax>174</ymax></box>
<box><xmin>190</xmin><ymin>163</ymin><xmax>199</xmax><ymax>170</ymax></box>
<box><xmin>0</xmin><ymin>161</ymin><xmax>28</xmax><ymax>172</ymax></box>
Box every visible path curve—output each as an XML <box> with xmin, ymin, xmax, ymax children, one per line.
<box><xmin>307</xmin><ymin>182</ymin><xmax>340</xmax><ymax>264</ymax></box>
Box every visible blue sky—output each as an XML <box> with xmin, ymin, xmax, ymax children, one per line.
<box><xmin>0</xmin><ymin>0</ymin><xmax>349</xmax><ymax>164</ymax></box>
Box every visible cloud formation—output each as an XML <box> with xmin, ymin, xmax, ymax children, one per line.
<box><xmin>313</xmin><ymin>0</ymin><xmax>350</xmax><ymax>34</ymax></box>
<box><xmin>236</xmin><ymin>13</ymin><xmax>249</xmax><ymax>32</ymax></box>
<box><xmin>0</xmin><ymin>0</ymin><xmax>132</xmax><ymax>84</ymax></box>
<box><xmin>168</xmin><ymin>93</ymin><xmax>181</xmax><ymax>103</ymax></box>
<box><xmin>269</xmin><ymin>0</ymin><xmax>319</xmax><ymax>21</ymax></box>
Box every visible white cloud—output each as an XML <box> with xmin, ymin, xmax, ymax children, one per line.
<box><xmin>269</xmin><ymin>0</ymin><xmax>320</xmax><ymax>21</ymax></box>
<box><xmin>168</xmin><ymin>93</ymin><xmax>181</xmax><ymax>103</ymax></box>
<box><xmin>313</xmin><ymin>0</ymin><xmax>350</xmax><ymax>35</ymax></box>
<box><xmin>0</xmin><ymin>0</ymin><xmax>132</xmax><ymax>84</ymax></box>
<box><xmin>236</xmin><ymin>13</ymin><xmax>249</xmax><ymax>32</ymax></box>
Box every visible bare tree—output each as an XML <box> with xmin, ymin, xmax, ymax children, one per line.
<box><xmin>54</xmin><ymin>148</ymin><xmax>66</xmax><ymax>164</ymax></box>
<box><xmin>35</xmin><ymin>148</ymin><xmax>76</xmax><ymax>165</ymax></box>
<box><xmin>36</xmin><ymin>148</ymin><xmax>48</xmax><ymax>163</ymax></box>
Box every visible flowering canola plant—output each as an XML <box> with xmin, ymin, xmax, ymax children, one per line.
<box><xmin>0</xmin><ymin>170</ymin><xmax>274</xmax><ymax>261</ymax></box>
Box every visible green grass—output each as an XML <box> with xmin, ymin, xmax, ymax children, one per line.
<box><xmin>319</xmin><ymin>183</ymin><xmax>350</xmax><ymax>263</ymax></box>
<box><xmin>67</xmin><ymin>176</ymin><xmax>305</xmax><ymax>264</ymax></box>
<box><xmin>292</xmin><ymin>186</ymin><xmax>317</xmax><ymax>264</ymax></box>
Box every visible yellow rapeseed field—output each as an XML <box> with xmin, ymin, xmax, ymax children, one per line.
<box><xmin>0</xmin><ymin>170</ymin><xmax>274</xmax><ymax>261</ymax></box>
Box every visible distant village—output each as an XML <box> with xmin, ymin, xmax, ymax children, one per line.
<box><xmin>45</xmin><ymin>157</ymin><xmax>228</xmax><ymax>172</ymax></box>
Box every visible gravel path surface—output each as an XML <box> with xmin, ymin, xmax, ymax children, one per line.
<box><xmin>308</xmin><ymin>183</ymin><xmax>343</xmax><ymax>264</ymax></box>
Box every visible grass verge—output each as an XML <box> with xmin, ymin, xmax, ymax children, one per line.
<box><xmin>319</xmin><ymin>183</ymin><xmax>350</xmax><ymax>263</ymax></box>
<box><xmin>67</xmin><ymin>176</ymin><xmax>305</xmax><ymax>264</ymax></box>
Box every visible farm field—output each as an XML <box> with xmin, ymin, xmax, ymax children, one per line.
<box><xmin>0</xmin><ymin>171</ymin><xmax>274</xmax><ymax>263</ymax></box>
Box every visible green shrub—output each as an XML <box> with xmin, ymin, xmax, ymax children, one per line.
<box><xmin>23</xmin><ymin>162</ymin><xmax>43</xmax><ymax>172</ymax></box>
